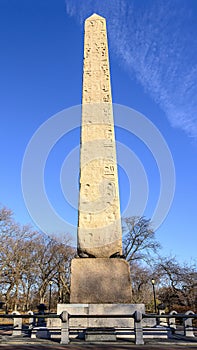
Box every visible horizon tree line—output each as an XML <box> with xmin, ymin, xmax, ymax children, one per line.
<box><xmin>0</xmin><ymin>206</ymin><xmax>196</xmax><ymax>313</ymax></box>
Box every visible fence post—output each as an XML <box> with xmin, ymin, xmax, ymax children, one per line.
<box><xmin>168</xmin><ymin>310</ymin><xmax>177</xmax><ymax>332</ymax></box>
<box><xmin>12</xmin><ymin>311</ymin><xmax>22</xmax><ymax>336</ymax></box>
<box><xmin>27</xmin><ymin>310</ymin><xmax>35</xmax><ymax>330</ymax></box>
<box><xmin>183</xmin><ymin>310</ymin><xmax>195</xmax><ymax>337</ymax></box>
<box><xmin>134</xmin><ymin>310</ymin><xmax>144</xmax><ymax>345</ymax></box>
<box><xmin>159</xmin><ymin>311</ymin><xmax>168</xmax><ymax>326</ymax></box>
<box><xmin>60</xmin><ymin>311</ymin><xmax>69</xmax><ymax>344</ymax></box>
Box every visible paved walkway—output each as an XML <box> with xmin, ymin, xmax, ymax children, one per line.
<box><xmin>0</xmin><ymin>338</ymin><xmax>197</xmax><ymax>350</ymax></box>
<box><xmin>0</xmin><ymin>345</ymin><xmax>197</xmax><ymax>349</ymax></box>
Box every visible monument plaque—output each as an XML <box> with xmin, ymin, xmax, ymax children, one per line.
<box><xmin>70</xmin><ymin>13</ymin><xmax>132</xmax><ymax>304</ymax></box>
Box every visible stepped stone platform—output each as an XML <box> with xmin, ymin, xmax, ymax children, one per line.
<box><xmin>57</xmin><ymin>303</ymin><xmax>145</xmax><ymax>329</ymax></box>
<box><xmin>0</xmin><ymin>336</ymin><xmax>196</xmax><ymax>349</ymax></box>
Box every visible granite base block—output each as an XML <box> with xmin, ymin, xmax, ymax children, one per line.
<box><xmin>70</xmin><ymin>258</ymin><xmax>132</xmax><ymax>304</ymax></box>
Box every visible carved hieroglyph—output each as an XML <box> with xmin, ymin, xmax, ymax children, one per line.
<box><xmin>78</xmin><ymin>13</ymin><xmax>122</xmax><ymax>258</ymax></box>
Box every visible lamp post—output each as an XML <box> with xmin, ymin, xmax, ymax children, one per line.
<box><xmin>49</xmin><ymin>281</ymin><xmax>53</xmax><ymax>312</ymax></box>
<box><xmin>151</xmin><ymin>278</ymin><xmax>157</xmax><ymax>314</ymax></box>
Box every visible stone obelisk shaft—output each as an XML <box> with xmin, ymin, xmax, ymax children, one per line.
<box><xmin>78</xmin><ymin>13</ymin><xmax>122</xmax><ymax>258</ymax></box>
<box><xmin>70</xmin><ymin>14</ymin><xmax>132</xmax><ymax>303</ymax></box>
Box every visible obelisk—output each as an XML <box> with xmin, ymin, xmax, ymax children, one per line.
<box><xmin>70</xmin><ymin>13</ymin><xmax>132</xmax><ymax>303</ymax></box>
<box><xmin>78</xmin><ymin>13</ymin><xmax>122</xmax><ymax>258</ymax></box>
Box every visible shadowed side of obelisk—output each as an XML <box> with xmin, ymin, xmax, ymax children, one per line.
<box><xmin>70</xmin><ymin>13</ymin><xmax>132</xmax><ymax>303</ymax></box>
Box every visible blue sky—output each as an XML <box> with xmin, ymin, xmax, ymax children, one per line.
<box><xmin>0</xmin><ymin>0</ymin><xmax>197</xmax><ymax>263</ymax></box>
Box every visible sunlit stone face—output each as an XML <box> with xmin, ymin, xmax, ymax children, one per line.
<box><xmin>78</xmin><ymin>14</ymin><xmax>122</xmax><ymax>258</ymax></box>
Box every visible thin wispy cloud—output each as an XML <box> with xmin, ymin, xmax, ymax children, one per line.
<box><xmin>66</xmin><ymin>0</ymin><xmax>197</xmax><ymax>139</ymax></box>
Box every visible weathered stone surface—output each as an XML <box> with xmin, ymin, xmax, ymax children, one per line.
<box><xmin>78</xmin><ymin>13</ymin><xmax>122</xmax><ymax>258</ymax></box>
<box><xmin>57</xmin><ymin>303</ymin><xmax>145</xmax><ymax>329</ymax></box>
<box><xmin>85</xmin><ymin>328</ymin><xmax>116</xmax><ymax>342</ymax></box>
<box><xmin>70</xmin><ymin>258</ymin><xmax>132</xmax><ymax>304</ymax></box>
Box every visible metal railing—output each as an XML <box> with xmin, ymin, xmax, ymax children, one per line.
<box><xmin>59</xmin><ymin>310</ymin><xmax>197</xmax><ymax>345</ymax></box>
<box><xmin>0</xmin><ymin>310</ymin><xmax>196</xmax><ymax>345</ymax></box>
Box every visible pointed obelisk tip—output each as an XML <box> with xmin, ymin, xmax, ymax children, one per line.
<box><xmin>86</xmin><ymin>13</ymin><xmax>105</xmax><ymax>21</ymax></box>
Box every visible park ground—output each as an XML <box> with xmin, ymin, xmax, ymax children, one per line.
<box><xmin>0</xmin><ymin>338</ymin><xmax>197</xmax><ymax>350</ymax></box>
<box><xmin>0</xmin><ymin>327</ymin><xmax>197</xmax><ymax>349</ymax></box>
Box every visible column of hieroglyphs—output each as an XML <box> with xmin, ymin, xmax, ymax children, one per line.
<box><xmin>77</xmin><ymin>13</ymin><xmax>122</xmax><ymax>258</ymax></box>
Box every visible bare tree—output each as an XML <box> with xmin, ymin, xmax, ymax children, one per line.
<box><xmin>0</xmin><ymin>206</ymin><xmax>75</xmax><ymax>311</ymax></box>
<box><xmin>155</xmin><ymin>256</ymin><xmax>197</xmax><ymax>312</ymax></box>
<box><xmin>129</xmin><ymin>261</ymin><xmax>154</xmax><ymax>306</ymax></box>
<box><xmin>34</xmin><ymin>234</ymin><xmax>75</xmax><ymax>305</ymax></box>
<box><xmin>122</xmin><ymin>216</ymin><xmax>161</xmax><ymax>263</ymax></box>
<box><xmin>0</xmin><ymin>208</ymin><xmax>39</xmax><ymax>311</ymax></box>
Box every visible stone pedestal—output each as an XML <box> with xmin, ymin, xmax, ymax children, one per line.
<box><xmin>70</xmin><ymin>258</ymin><xmax>132</xmax><ymax>304</ymax></box>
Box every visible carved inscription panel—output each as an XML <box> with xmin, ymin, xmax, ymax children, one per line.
<box><xmin>82</xmin><ymin>14</ymin><xmax>111</xmax><ymax>104</ymax></box>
